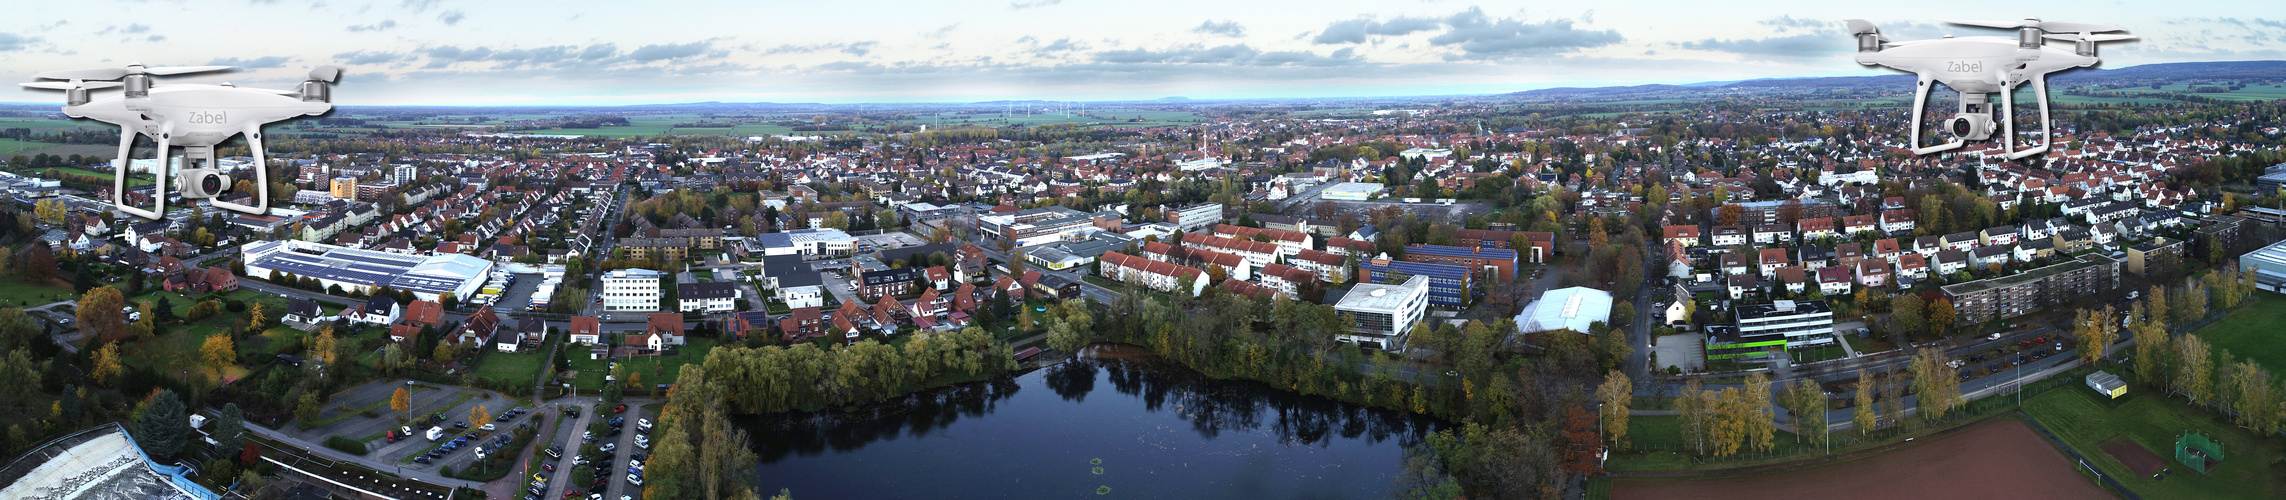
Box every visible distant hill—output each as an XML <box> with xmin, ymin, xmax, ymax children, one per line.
<box><xmin>1504</xmin><ymin>60</ymin><xmax>2286</xmax><ymax>99</ymax></box>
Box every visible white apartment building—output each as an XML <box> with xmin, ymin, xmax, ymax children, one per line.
<box><xmin>1166</xmin><ymin>203</ymin><xmax>1224</xmax><ymax>233</ymax></box>
<box><xmin>677</xmin><ymin>282</ymin><xmax>742</xmax><ymax>313</ymax></box>
<box><xmin>602</xmin><ymin>268</ymin><xmax>663</xmax><ymax>312</ymax></box>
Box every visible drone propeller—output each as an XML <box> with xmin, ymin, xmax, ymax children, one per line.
<box><xmin>308</xmin><ymin>65</ymin><xmax>344</xmax><ymax>83</ymax></box>
<box><xmin>19</xmin><ymin>79</ymin><xmax>123</xmax><ymax>90</ymax></box>
<box><xmin>2042</xmin><ymin>33</ymin><xmax>2136</xmax><ymax>43</ymax></box>
<box><xmin>1947</xmin><ymin>18</ymin><xmax>2124</xmax><ymax>34</ymax></box>
<box><xmin>32</xmin><ymin>64</ymin><xmax>235</xmax><ymax>81</ymax></box>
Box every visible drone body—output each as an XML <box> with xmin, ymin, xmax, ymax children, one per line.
<box><xmin>1847</xmin><ymin>18</ymin><xmax>2130</xmax><ymax>159</ymax></box>
<box><xmin>21</xmin><ymin>64</ymin><xmax>343</xmax><ymax>220</ymax></box>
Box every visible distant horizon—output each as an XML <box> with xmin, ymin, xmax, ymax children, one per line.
<box><xmin>8</xmin><ymin>2</ymin><xmax>2281</xmax><ymax>106</ymax></box>
<box><xmin>4</xmin><ymin>58</ymin><xmax>2275</xmax><ymax>110</ymax></box>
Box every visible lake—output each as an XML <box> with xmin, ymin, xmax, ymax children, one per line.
<box><xmin>749</xmin><ymin>345</ymin><xmax>1445</xmax><ymax>499</ymax></box>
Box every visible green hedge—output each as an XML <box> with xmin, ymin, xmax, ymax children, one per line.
<box><xmin>324</xmin><ymin>435</ymin><xmax>367</xmax><ymax>455</ymax></box>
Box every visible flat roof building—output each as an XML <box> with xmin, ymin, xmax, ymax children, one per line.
<box><xmin>1334</xmin><ymin>275</ymin><xmax>1428</xmax><ymax>351</ymax></box>
<box><xmin>241</xmin><ymin>240</ymin><xmax>491</xmax><ymax>301</ymax></box>
<box><xmin>1734</xmin><ymin>300</ymin><xmax>1837</xmax><ymax>348</ymax></box>
<box><xmin>2240</xmin><ymin>238</ymin><xmax>2286</xmax><ymax>293</ymax></box>
<box><xmin>1320</xmin><ymin>182</ymin><xmax>1388</xmax><ymax>201</ymax></box>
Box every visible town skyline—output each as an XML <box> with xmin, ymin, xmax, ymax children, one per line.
<box><xmin>3</xmin><ymin>0</ymin><xmax>2282</xmax><ymax>105</ymax></box>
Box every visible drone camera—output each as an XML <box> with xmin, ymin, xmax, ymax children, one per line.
<box><xmin>178</xmin><ymin>168</ymin><xmax>231</xmax><ymax>200</ymax></box>
<box><xmin>1946</xmin><ymin>114</ymin><xmax>1995</xmax><ymax>141</ymax></box>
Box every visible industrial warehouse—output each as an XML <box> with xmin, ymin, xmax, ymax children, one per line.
<box><xmin>239</xmin><ymin>240</ymin><xmax>494</xmax><ymax>301</ymax></box>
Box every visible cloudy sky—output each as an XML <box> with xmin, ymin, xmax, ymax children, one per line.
<box><xmin>2</xmin><ymin>0</ymin><xmax>2279</xmax><ymax>106</ymax></box>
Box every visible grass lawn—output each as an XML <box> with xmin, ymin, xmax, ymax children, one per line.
<box><xmin>1790</xmin><ymin>344</ymin><xmax>1850</xmax><ymax>364</ymax></box>
<box><xmin>469</xmin><ymin>351</ymin><xmax>548</xmax><ymax>386</ymax></box>
<box><xmin>0</xmin><ymin>275</ymin><xmax>76</xmax><ymax>308</ymax></box>
<box><xmin>616</xmin><ymin>337</ymin><xmax>717</xmax><ymax>386</ymax></box>
<box><xmin>2192</xmin><ymin>293</ymin><xmax>2286</xmax><ymax>373</ymax></box>
<box><xmin>1845</xmin><ymin>334</ymin><xmax>1898</xmax><ymax>354</ymax></box>
<box><xmin>567</xmin><ymin>349</ymin><xmax>610</xmax><ymax>391</ymax></box>
<box><xmin>2022</xmin><ymin>381</ymin><xmax>2286</xmax><ymax>499</ymax></box>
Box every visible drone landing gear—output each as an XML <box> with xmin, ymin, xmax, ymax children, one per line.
<box><xmin>1908</xmin><ymin>77</ymin><xmax>1966</xmax><ymax>155</ymax></box>
<box><xmin>112</xmin><ymin>125</ymin><xmax>168</xmax><ymax>220</ymax></box>
<box><xmin>208</xmin><ymin>124</ymin><xmax>269</xmax><ymax>216</ymax></box>
<box><xmin>2001</xmin><ymin>76</ymin><xmax>2053</xmax><ymax>160</ymax></box>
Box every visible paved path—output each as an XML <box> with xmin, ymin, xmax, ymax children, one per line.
<box><xmin>1832</xmin><ymin>331</ymin><xmax>1860</xmax><ymax>358</ymax></box>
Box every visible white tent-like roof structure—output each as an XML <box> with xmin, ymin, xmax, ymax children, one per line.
<box><xmin>1514</xmin><ymin>286</ymin><xmax>1614</xmax><ymax>334</ymax></box>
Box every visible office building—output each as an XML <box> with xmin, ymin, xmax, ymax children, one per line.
<box><xmin>1333</xmin><ymin>275</ymin><xmax>1428</xmax><ymax>351</ymax></box>
<box><xmin>1166</xmin><ymin>203</ymin><xmax>1224</xmax><ymax>232</ymax></box>
<box><xmin>1734</xmin><ymin>300</ymin><xmax>1837</xmax><ymax>348</ymax></box>
<box><xmin>602</xmin><ymin>269</ymin><xmax>663</xmax><ymax>312</ymax></box>
<box><xmin>1357</xmin><ymin>258</ymin><xmax>1473</xmax><ymax>307</ymax></box>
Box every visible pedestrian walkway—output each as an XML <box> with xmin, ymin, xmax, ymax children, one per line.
<box><xmin>1832</xmin><ymin>331</ymin><xmax>1860</xmax><ymax>358</ymax></box>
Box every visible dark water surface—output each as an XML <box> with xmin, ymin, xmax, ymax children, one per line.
<box><xmin>749</xmin><ymin>345</ymin><xmax>1443</xmax><ymax>499</ymax></box>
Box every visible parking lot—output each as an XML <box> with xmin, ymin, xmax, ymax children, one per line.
<box><xmin>488</xmin><ymin>273</ymin><xmax>543</xmax><ymax>313</ymax></box>
<box><xmin>387</xmin><ymin>401</ymin><xmax>547</xmax><ymax>474</ymax></box>
<box><xmin>536</xmin><ymin>401</ymin><xmax>652</xmax><ymax>500</ymax></box>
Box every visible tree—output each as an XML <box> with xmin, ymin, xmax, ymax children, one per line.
<box><xmin>432</xmin><ymin>339</ymin><xmax>458</xmax><ymax>365</ymax></box>
<box><xmin>14</xmin><ymin>244</ymin><xmax>54</xmax><ymax>282</ymax></box>
<box><xmin>188</xmin><ymin>299</ymin><xmax>221</xmax><ymax>321</ymax></box>
<box><xmin>1853</xmin><ymin>371</ymin><xmax>1877</xmax><ymax>434</ymax></box>
<box><xmin>201</xmin><ymin>334</ymin><xmax>237</xmax><ymax>372</ymax></box>
<box><xmin>246</xmin><ymin>302</ymin><xmax>269</xmax><ymax>331</ymax></box>
<box><xmin>1909</xmin><ymin>347</ymin><xmax>1960</xmax><ymax>420</ymax></box>
<box><xmin>1890</xmin><ymin>294</ymin><xmax>1926</xmax><ymax>338</ymax></box>
<box><xmin>310</xmin><ymin>328</ymin><xmax>338</xmax><ymax>365</ymax></box>
<box><xmin>2073</xmin><ymin>307</ymin><xmax>2117</xmax><ymax>363</ymax></box>
<box><xmin>1678</xmin><ymin>379</ymin><xmax>1706</xmax><ymax>455</ymax></box>
<box><xmin>2146</xmin><ymin>285</ymin><xmax>2169</xmax><ymax>330</ymax></box>
<box><xmin>1716</xmin><ymin>204</ymin><xmax>1744</xmax><ymax>226</ymax></box>
<box><xmin>294</xmin><ymin>391</ymin><xmax>321</xmax><ymax>423</ymax></box>
<box><xmin>2132</xmin><ymin>306</ymin><xmax>2171</xmax><ymax>387</ymax></box>
<box><xmin>213</xmin><ymin>403</ymin><xmax>245</xmax><ymax>454</ymax></box>
<box><xmin>93</xmin><ymin>342</ymin><xmax>124</xmax><ymax>387</ymax></box>
<box><xmin>77</xmin><ymin>286</ymin><xmax>128</xmax><ymax>341</ymax></box>
<box><xmin>1743</xmin><ymin>372</ymin><xmax>1774</xmax><ymax>453</ymax></box>
<box><xmin>1596</xmin><ymin>370</ymin><xmax>1632</xmax><ymax>449</ymax></box>
<box><xmin>2175</xmin><ymin>334</ymin><xmax>2215</xmax><ymax>404</ymax></box>
<box><xmin>2181</xmin><ymin>277</ymin><xmax>2208</xmax><ymax>324</ymax></box>
<box><xmin>1710</xmin><ymin>388</ymin><xmax>1746</xmax><ymax>457</ymax></box>
<box><xmin>1928</xmin><ymin>298</ymin><xmax>1956</xmax><ymax>335</ymax></box>
<box><xmin>390</xmin><ymin>387</ymin><xmax>412</xmax><ymax>415</ymax></box>
<box><xmin>1784</xmin><ymin>379</ymin><xmax>1826</xmax><ymax>445</ymax></box>
<box><xmin>137</xmin><ymin>389</ymin><xmax>189</xmax><ymax>459</ymax></box>
<box><xmin>1560</xmin><ymin>404</ymin><xmax>1605</xmax><ymax>476</ymax></box>
<box><xmin>470</xmin><ymin>404</ymin><xmax>491</xmax><ymax>425</ymax></box>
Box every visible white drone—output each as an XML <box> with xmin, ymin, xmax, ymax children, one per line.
<box><xmin>1847</xmin><ymin>18</ymin><xmax>2132</xmax><ymax>159</ymax></box>
<box><xmin>19</xmin><ymin>63</ymin><xmax>344</xmax><ymax>219</ymax></box>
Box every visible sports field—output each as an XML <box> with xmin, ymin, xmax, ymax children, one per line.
<box><xmin>2192</xmin><ymin>293</ymin><xmax>2286</xmax><ymax>373</ymax></box>
<box><xmin>2022</xmin><ymin>382</ymin><xmax>2286</xmax><ymax>499</ymax></box>
<box><xmin>1611</xmin><ymin>419</ymin><xmax>2110</xmax><ymax>500</ymax></box>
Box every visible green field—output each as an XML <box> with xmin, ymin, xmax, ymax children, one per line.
<box><xmin>0</xmin><ymin>117</ymin><xmax>110</xmax><ymax>131</ymax></box>
<box><xmin>615</xmin><ymin>336</ymin><xmax>717</xmax><ymax>386</ymax></box>
<box><xmin>470</xmin><ymin>351</ymin><xmax>548</xmax><ymax>386</ymax></box>
<box><xmin>567</xmin><ymin>347</ymin><xmax>609</xmax><ymax>391</ymax></box>
<box><xmin>2193</xmin><ymin>293</ymin><xmax>2286</xmax><ymax>373</ymax></box>
<box><xmin>0</xmin><ymin>275</ymin><xmax>75</xmax><ymax>308</ymax></box>
<box><xmin>2022</xmin><ymin>381</ymin><xmax>2286</xmax><ymax>499</ymax></box>
<box><xmin>0</xmin><ymin>138</ymin><xmax>61</xmax><ymax>155</ymax></box>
